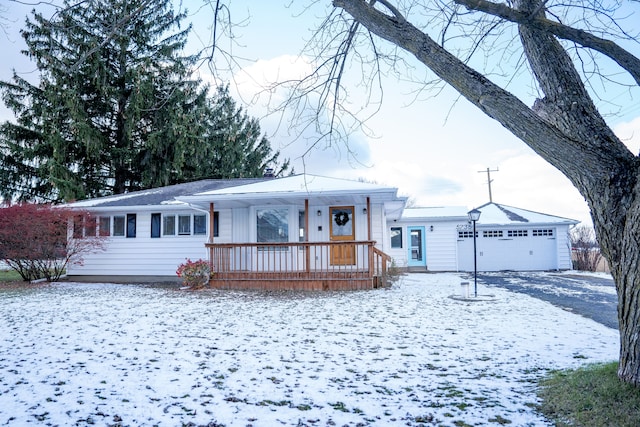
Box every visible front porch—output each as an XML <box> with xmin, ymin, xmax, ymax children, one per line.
<box><xmin>205</xmin><ymin>241</ymin><xmax>392</xmax><ymax>290</ymax></box>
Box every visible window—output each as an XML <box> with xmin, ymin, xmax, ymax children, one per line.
<box><xmin>391</xmin><ymin>227</ymin><xmax>403</xmax><ymax>248</ymax></box>
<box><xmin>178</xmin><ymin>215</ymin><xmax>191</xmax><ymax>235</ymax></box>
<box><xmin>113</xmin><ymin>216</ymin><xmax>125</xmax><ymax>236</ymax></box>
<box><xmin>194</xmin><ymin>214</ymin><xmax>207</xmax><ymax>235</ymax></box>
<box><xmin>161</xmin><ymin>213</ymin><xmax>216</xmax><ymax>237</ymax></box>
<box><xmin>533</xmin><ymin>229</ymin><xmax>554</xmax><ymax>237</ymax></box>
<box><xmin>298</xmin><ymin>210</ymin><xmax>306</xmax><ymax>242</ymax></box>
<box><xmin>151</xmin><ymin>213</ymin><xmax>161</xmax><ymax>238</ymax></box>
<box><xmin>458</xmin><ymin>231</ymin><xmax>477</xmax><ymax>238</ymax></box>
<box><xmin>84</xmin><ymin>216</ymin><xmax>97</xmax><ymax>237</ymax></box>
<box><xmin>257</xmin><ymin>208</ymin><xmax>289</xmax><ymax>243</ymax></box>
<box><xmin>126</xmin><ymin>214</ymin><xmax>136</xmax><ymax>238</ymax></box>
<box><xmin>483</xmin><ymin>230</ymin><xmax>503</xmax><ymax>238</ymax></box>
<box><xmin>507</xmin><ymin>230</ymin><xmax>528</xmax><ymax>237</ymax></box>
<box><xmin>73</xmin><ymin>215</ymin><xmax>83</xmax><ymax>238</ymax></box>
<box><xmin>99</xmin><ymin>216</ymin><xmax>111</xmax><ymax>236</ymax></box>
<box><xmin>163</xmin><ymin>215</ymin><xmax>175</xmax><ymax>236</ymax></box>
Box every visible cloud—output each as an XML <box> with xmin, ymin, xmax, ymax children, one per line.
<box><xmin>615</xmin><ymin>116</ymin><xmax>640</xmax><ymax>154</ymax></box>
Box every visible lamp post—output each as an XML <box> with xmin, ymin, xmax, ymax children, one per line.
<box><xmin>468</xmin><ymin>208</ymin><xmax>481</xmax><ymax>297</ymax></box>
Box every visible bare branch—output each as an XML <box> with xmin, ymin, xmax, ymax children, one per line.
<box><xmin>454</xmin><ymin>0</ymin><xmax>640</xmax><ymax>85</ymax></box>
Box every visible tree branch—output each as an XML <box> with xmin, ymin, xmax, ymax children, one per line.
<box><xmin>454</xmin><ymin>0</ymin><xmax>640</xmax><ymax>86</ymax></box>
<box><xmin>332</xmin><ymin>0</ymin><xmax>634</xmax><ymax>190</ymax></box>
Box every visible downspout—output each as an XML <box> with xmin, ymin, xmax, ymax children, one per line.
<box><xmin>185</xmin><ymin>203</ymin><xmax>214</xmax><ymax>262</ymax></box>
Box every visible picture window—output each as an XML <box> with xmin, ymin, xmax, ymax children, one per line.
<box><xmin>257</xmin><ymin>208</ymin><xmax>289</xmax><ymax>243</ymax></box>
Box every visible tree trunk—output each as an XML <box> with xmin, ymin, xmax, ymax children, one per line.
<box><xmin>610</xmin><ymin>189</ymin><xmax>640</xmax><ymax>384</ymax></box>
<box><xmin>333</xmin><ymin>0</ymin><xmax>640</xmax><ymax>385</ymax></box>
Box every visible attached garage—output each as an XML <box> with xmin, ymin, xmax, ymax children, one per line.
<box><xmin>388</xmin><ymin>203</ymin><xmax>578</xmax><ymax>272</ymax></box>
<box><xmin>456</xmin><ymin>203</ymin><xmax>577</xmax><ymax>272</ymax></box>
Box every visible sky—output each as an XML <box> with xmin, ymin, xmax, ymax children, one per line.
<box><xmin>1</xmin><ymin>1</ymin><xmax>639</xmax><ymax>226</ymax></box>
<box><xmin>0</xmin><ymin>272</ymin><xmax>618</xmax><ymax>425</ymax></box>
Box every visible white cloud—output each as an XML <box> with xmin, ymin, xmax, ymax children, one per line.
<box><xmin>615</xmin><ymin>116</ymin><xmax>640</xmax><ymax>155</ymax></box>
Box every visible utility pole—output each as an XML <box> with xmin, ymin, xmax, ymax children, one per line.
<box><xmin>478</xmin><ymin>167</ymin><xmax>499</xmax><ymax>203</ymax></box>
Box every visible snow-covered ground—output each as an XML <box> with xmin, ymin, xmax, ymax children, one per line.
<box><xmin>0</xmin><ymin>273</ymin><xmax>618</xmax><ymax>426</ymax></box>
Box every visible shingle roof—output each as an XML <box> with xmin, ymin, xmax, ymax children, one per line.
<box><xmin>67</xmin><ymin>178</ymin><xmax>268</xmax><ymax>208</ymax></box>
<box><xmin>474</xmin><ymin>202</ymin><xmax>579</xmax><ymax>225</ymax></box>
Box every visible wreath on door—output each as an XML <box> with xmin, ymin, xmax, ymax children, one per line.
<box><xmin>334</xmin><ymin>211</ymin><xmax>350</xmax><ymax>226</ymax></box>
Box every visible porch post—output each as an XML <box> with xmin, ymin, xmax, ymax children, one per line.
<box><xmin>209</xmin><ymin>202</ymin><xmax>215</xmax><ymax>244</ymax></box>
<box><xmin>366</xmin><ymin>196</ymin><xmax>371</xmax><ymax>241</ymax></box>
<box><xmin>208</xmin><ymin>202</ymin><xmax>215</xmax><ymax>272</ymax></box>
<box><xmin>305</xmin><ymin>199</ymin><xmax>310</xmax><ymax>273</ymax></box>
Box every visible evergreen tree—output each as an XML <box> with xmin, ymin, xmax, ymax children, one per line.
<box><xmin>178</xmin><ymin>85</ymin><xmax>289</xmax><ymax>181</ymax></box>
<box><xmin>0</xmin><ymin>0</ymin><xmax>286</xmax><ymax>202</ymax></box>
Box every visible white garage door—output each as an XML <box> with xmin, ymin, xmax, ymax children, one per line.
<box><xmin>457</xmin><ymin>228</ymin><xmax>558</xmax><ymax>271</ymax></box>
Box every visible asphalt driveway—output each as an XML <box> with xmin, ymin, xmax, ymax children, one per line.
<box><xmin>469</xmin><ymin>271</ymin><xmax>618</xmax><ymax>330</ymax></box>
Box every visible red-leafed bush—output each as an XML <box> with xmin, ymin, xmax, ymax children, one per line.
<box><xmin>176</xmin><ymin>258</ymin><xmax>211</xmax><ymax>289</ymax></box>
<box><xmin>0</xmin><ymin>203</ymin><xmax>106</xmax><ymax>281</ymax></box>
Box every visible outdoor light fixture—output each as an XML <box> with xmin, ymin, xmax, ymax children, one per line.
<box><xmin>468</xmin><ymin>208</ymin><xmax>481</xmax><ymax>297</ymax></box>
<box><xmin>362</xmin><ymin>208</ymin><xmax>367</xmax><ymax>215</ymax></box>
<box><xmin>429</xmin><ymin>225</ymin><xmax>434</xmax><ymax>232</ymax></box>
<box><xmin>317</xmin><ymin>210</ymin><xmax>322</xmax><ymax>216</ymax></box>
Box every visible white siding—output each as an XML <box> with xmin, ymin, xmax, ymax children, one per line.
<box><xmin>389</xmin><ymin>220</ymin><xmax>461</xmax><ymax>271</ymax></box>
<box><xmin>232</xmin><ymin>208</ymin><xmax>249</xmax><ymax>242</ymax></box>
<box><xmin>556</xmin><ymin>225</ymin><xmax>573</xmax><ymax>270</ymax></box>
<box><xmin>370</xmin><ymin>204</ymin><xmax>386</xmax><ymax>250</ymax></box>
<box><xmin>68</xmin><ymin>209</ymin><xmax>209</xmax><ymax>277</ymax></box>
<box><xmin>425</xmin><ymin>222</ymin><xmax>460</xmax><ymax>271</ymax></box>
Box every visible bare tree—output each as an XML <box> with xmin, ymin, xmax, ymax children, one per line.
<box><xmin>308</xmin><ymin>0</ymin><xmax>640</xmax><ymax>386</ymax></box>
<box><xmin>570</xmin><ymin>225</ymin><xmax>604</xmax><ymax>272</ymax></box>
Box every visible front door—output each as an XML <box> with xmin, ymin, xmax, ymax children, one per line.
<box><xmin>330</xmin><ymin>206</ymin><xmax>355</xmax><ymax>265</ymax></box>
<box><xmin>407</xmin><ymin>226</ymin><xmax>426</xmax><ymax>267</ymax></box>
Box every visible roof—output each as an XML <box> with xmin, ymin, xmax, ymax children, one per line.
<box><xmin>473</xmin><ymin>202</ymin><xmax>579</xmax><ymax>226</ymax></box>
<box><xmin>178</xmin><ymin>174</ymin><xmax>407</xmax><ymax>217</ymax></box>
<box><xmin>65</xmin><ymin>174</ymin><xmax>407</xmax><ymax>219</ymax></box>
<box><xmin>401</xmin><ymin>206</ymin><xmax>469</xmax><ymax>220</ymax></box>
<box><xmin>66</xmin><ymin>178</ymin><xmax>268</xmax><ymax>208</ymax></box>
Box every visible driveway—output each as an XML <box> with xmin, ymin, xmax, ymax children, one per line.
<box><xmin>471</xmin><ymin>271</ymin><xmax>618</xmax><ymax>330</ymax></box>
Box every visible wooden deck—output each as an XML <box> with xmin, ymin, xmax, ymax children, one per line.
<box><xmin>205</xmin><ymin>241</ymin><xmax>391</xmax><ymax>290</ymax></box>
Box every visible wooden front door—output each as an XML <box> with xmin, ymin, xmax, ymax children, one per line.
<box><xmin>330</xmin><ymin>206</ymin><xmax>355</xmax><ymax>265</ymax></box>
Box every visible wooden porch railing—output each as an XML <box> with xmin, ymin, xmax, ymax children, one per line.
<box><xmin>205</xmin><ymin>240</ymin><xmax>392</xmax><ymax>290</ymax></box>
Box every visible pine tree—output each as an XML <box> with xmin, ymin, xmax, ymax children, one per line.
<box><xmin>181</xmin><ymin>85</ymin><xmax>289</xmax><ymax>181</ymax></box>
<box><xmin>0</xmin><ymin>0</ymin><xmax>286</xmax><ymax>202</ymax></box>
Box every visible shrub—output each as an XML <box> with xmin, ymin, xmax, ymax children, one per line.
<box><xmin>176</xmin><ymin>258</ymin><xmax>211</xmax><ymax>289</ymax></box>
<box><xmin>0</xmin><ymin>203</ymin><xmax>105</xmax><ymax>281</ymax></box>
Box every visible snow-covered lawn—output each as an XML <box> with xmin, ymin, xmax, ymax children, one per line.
<box><xmin>0</xmin><ymin>273</ymin><xmax>617</xmax><ymax>426</ymax></box>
